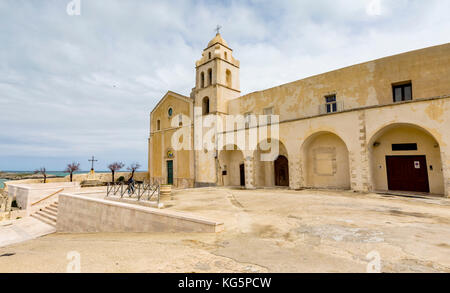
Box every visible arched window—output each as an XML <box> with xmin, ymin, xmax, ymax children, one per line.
<box><xmin>202</xmin><ymin>97</ymin><xmax>210</xmax><ymax>115</ymax></box>
<box><xmin>226</xmin><ymin>69</ymin><xmax>232</xmax><ymax>88</ymax></box>
<box><xmin>208</xmin><ymin>69</ymin><xmax>212</xmax><ymax>86</ymax></box>
<box><xmin>208</xmin><ymin>52</ymin><xmax>211</xmax><ymax>59</ymax></box>
<box><xmin>200</xmin><ymin>72</ymin><xmax>205</xmax><ymax>88</ymax></box>
<box><xmin>224</xmin><ymin>52</ymin><xmax>228</xmax><ymax>60</ymax></box>
<box><xmin>157</xmin><ymin>120</ymin><xmax>161</xmax><ymax>131</ymax></box>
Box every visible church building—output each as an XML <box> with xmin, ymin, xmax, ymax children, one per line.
<box><xmin>148</xmin><ymin>33</ymin><xmax>450</xmax><ymax>198</ymax></box>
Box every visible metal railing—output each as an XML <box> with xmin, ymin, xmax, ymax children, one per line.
<box><xmin>106</xmin><ymin>181</ymin><xmax>160</xmax><ymax>205</ymax></box>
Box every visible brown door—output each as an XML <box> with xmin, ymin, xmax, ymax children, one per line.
<box><xmin>239</xmin><ymin>164</ymin><xmax>245</xmax><ymax>186</ymax></box>
<box><xmin>386</xmin><ymin>156</ymin><xmax>430</xmax><ymax>193</ymax></box>
<box><xmin>275</xmin><ymin>156</ymin><xmax>290</xmax><ymax>187</ymax></box>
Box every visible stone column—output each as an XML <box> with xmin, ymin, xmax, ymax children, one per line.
<box><xmin>289</xmin><ymin>157</ymin><xmax>301</xmax><ymax>190</ymax></box>
<box><xmin>351</xmin><ymin>111</ymin><xmax>370</xmax><ymax>192</ymax></box>
<box><xmin>441</xmin><ymin>150</ymin><xmax>450</xmax><ymax>198</ymax></box>
<box><xmin>245</xmin><ymin>156</ymin><xmax>255</xmax><ymax>189</ymax></box>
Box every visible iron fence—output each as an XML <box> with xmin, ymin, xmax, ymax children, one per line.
<box><xmin>106</xmin><ymin>181</ymin><xmax>160</xmax><ymax>205</ymax></box>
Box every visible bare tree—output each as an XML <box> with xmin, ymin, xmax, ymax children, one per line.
<box><xmin>108</xmin><ymin>162</ymin><xmax>125</xmax><ymax>183</ymax></box>
<box><xmin>34</xmin><ymin>167</ymin><xmax>47</xmax><ymax>183</ymax></box>
<box><xmin>65</xmin><ymin>162</ymin><xmax>80</xmax><ymax>182</ymax></box>
<box><xmin>127</xmin><ymin>162</ymin><xmax>141</xmax><ymax>180</ymax></box>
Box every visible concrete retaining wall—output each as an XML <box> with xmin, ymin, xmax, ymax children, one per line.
<box><xmin>7</xmin><ymin>182</ymin><xmax>80</xmax><ymax>211</ymax></box>
<box><xmin>57</xmin><ymin>193</ymin><xmax>224</xmax><ymax>233</ymax></box>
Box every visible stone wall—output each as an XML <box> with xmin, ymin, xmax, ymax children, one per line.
<box><xmin>3</xmin><ymin>172</ymin><xmax>149</xmax><ymax>192</ymax></box>
<box><xmin>57</xmin><ymin>193</ymin><xmax>224</xmax><ymax>233</ymax></box>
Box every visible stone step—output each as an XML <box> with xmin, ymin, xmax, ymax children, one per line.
<box><xmin>35</xmin><ymin>211</ymin><xmax>57</xmax><ymax>223</ymax></box>
<box><xmin>45</xmin><ymin>206</ymin><xmax>58</xmax><ymax>214</ymax></box>
<box><xmin>31</xmin><ymin>213</ymin><xmax>56</xmax><ymax>227</ymax></box>
<box><xmin>42</xmin><ymin>207</ymin><xmax>58</xmax><ymax>217</ymax></box>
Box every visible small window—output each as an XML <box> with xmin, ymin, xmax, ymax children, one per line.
<box><xmin>200</xmin><ymin>72</ymin><xmax>205</xmax><ymax>88</ymax></box>
<box><xmin>208</xmin><ymin>69</ymin><xmax>212</xmax><ymax>85</ymax></box>
<box><xmin>178</xmin><ymin>114</ymin><xmax>183</xmax><ymax>127</ymax></box>
<box><xmin>208</xmin><ymin>52</ymin><xmax>211</xmax><ymax>59</ymax></box>
<box><xmin>325</xmin><ymin>95</ymin><xmax>337</xmax><ymax>113</ymax></box>
<box><xmin>393</xmin><ymin>82</ymin><xmax>412</xmax><ymax>102</ymax></box>
<box><xmin>168</xmin><ymin>107</ymin><xmax>173</xmax><ymax>117</ymax></box>
<box><xmin>157</xmin><ymin>120</ymin><xmax>161</xmax><ymax>131</ymax></box>
<box><xmin>392</xmin><ymin>143</ymin><xmax>417</xmax><ymax>151</ymax></box>
<box><xmin>226</xmin><ymin>69</ymin><xmax>232</xmax><ymax>88</ymax></box>
<box><xmin>224</xmin><ymin>52</ymin><xmax>228</xmax><ymax>60</ymax></box>
<box><xmin>202</xmin><ymin>97</ymin><xmax>210</xmax><ymax>115</ymax></box>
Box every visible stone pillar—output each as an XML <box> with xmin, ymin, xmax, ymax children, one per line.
<box><xmin>298</xmin><ymin>158</ymin><xmax>305</xmax><ymax>188</ymax></box>
<box><xmin>0</xmin><ymin>196</ymin><xmax>5</xmax><ymax>212</ymax></box>
<box><xmin>441</xmin><ymin>150</ymin><xmax>450</xmax><ymax>198</ymax></box>
<box><xmin>289</xmin><ymin>157</ymin><xmax>301</xmax><ymax>190</ymax></box>
<box><xmin>351</xmin><ymin>111</ymin><xmax>370</xmax><ymax>192</ymax></box>
<box><xmin>244</xmin><ymin>156</ymin><xmax>255</xmax><ymax>189</ymax></box>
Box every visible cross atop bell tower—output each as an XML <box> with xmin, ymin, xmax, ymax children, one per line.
<box><xmin>215</xmin><ymin>25</ymin><xmax>222</xmax><ymax>35</ymax></box>
<box><xmin>194</xmin><ymin>30</ymin><xmax>240</xmax><ymax>115</ymax></box>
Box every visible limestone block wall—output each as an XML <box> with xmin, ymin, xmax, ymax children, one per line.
<box><xmin>57</xmin><ymin>193</ymin><xmax>224</xmax><ymax>233</ymax></box>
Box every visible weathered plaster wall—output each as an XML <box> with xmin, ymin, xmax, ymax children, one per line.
<box><xmin>303</xmin><ymin>133</ymin><xmax>350</xmax><ymax>189</ymax></box>
<box><xmin>228</xmin><ymin>43</ymin><xmax>450</xmax><ymax>120</ymax></box>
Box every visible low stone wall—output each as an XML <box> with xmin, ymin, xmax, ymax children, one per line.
<box><xmin>3</xmin><ymin>172</ymin><xmax>149</xmax><ymax>192</ymax></box>
<box><xmin>71</xmin><ymin>172</ymin><xmax>149</xmax><ymax>183</ymax></box>
<box><xmin>151</xmin><ymin>176</ymin><xmax>194</xmax><ymax>188</ymax></box>
<box><xmin>57</xmin><ymin>193</ymin><xmax>224</xmax><ymax>233</ymax></box>
<box><xmin>7</xmin><ymin>182</ymin><xmax>80</xmax><ymax>212</ymax></box>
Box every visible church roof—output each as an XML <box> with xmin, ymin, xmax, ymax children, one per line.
<box><xmin>207</xmin><ymin>33</ymin><xmax>228</xmax><ymax>48</ymax></box>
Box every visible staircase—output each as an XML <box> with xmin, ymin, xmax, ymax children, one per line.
<box><xmin>31</xmin><ymin>202</ymin><xmax>58</xmax><ymax>227</ymax></box>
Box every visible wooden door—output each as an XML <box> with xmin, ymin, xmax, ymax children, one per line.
<box><xmin>167</xmin><ymin>160</ymin><xmax>173</xmax><ymax>185</ymax></box>
<box><xmin>275</xmin><ymin>155</ymin><xmax>290</xmax><ymax>187</ymax></box>
<box><xmin>386</xmin><ymin>156</ymin><xmax>429</xmax><ymax>193</ymax></box>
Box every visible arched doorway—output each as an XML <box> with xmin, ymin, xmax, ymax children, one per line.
<box><xmin>219</xmin><ymin>145</ymin><xmax>245</xmax><ymax>187</ymax></box>
<box><xmin>368</xmin><ymin>123</ymin><xmax>444</xmax><ymax>195</ymax></box>
<box><xmin>253</xmin><ymin>140</ymin><xmax>289</xmax><ymax>188</ymax></box>
<box><xmin>274</xmin><ymin>155</ymin><xmax>289</xmax><ymax>186</ymax></box>
<box><xmin>301</xmin><ymin>132</ymin><xmax>350</xmax><ymax>189</ymax></box>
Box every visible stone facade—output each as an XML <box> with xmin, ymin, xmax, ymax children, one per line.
<box><xmin>148</xmin><ymin>34</ymin><xmax>450</xmax><ymax>197</ymax></box>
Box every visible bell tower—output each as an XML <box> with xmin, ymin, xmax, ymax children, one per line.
<box><xmin>194</xmin><ymin>32</ymin><xmax>240</xmax><ymax>115</ymax></box>
<box><xmin>193</xmin><ymin>31</ymin><xmax>241</xmax><ymax>187</ymax></box>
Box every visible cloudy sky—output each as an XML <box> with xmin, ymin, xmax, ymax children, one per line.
<box><xmin>0</xmin><ymin>0</ymin><xmax>449</xmax><ymax>171</ymax></box>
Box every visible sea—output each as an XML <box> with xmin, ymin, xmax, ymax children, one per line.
<box><xmin>0</xmin><ymin>171</ymin><xmax>111</xmax><ymax>189</ymax></box>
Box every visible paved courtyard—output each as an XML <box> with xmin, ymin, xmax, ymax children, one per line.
<box><xmin>0</xmin><ymin>188</ymin><xmax>449</xmax><ymax>273</ymax></box>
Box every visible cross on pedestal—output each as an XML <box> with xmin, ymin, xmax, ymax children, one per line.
<box><xmin>88</xmin><ymin>156</ymin><xmax>98</xmax><ymax>171</ymax></box>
